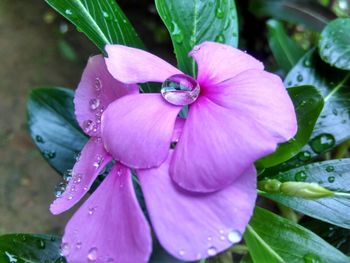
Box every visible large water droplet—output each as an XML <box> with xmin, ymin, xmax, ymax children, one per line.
<box><xmin>170</xmin><ymin>21</ymin><xmax>183</xmax><ymax>44</ymax></box>
<box><xmin>207</xmin><ymin>246</ymin><xmax>217</xmax><ymax>256</ymax></box>
<box><xmin>60</xmin><ymin>243</ymin><xmax>70</xmax><ymax>256</ymax></box>
<box><xmin>88</xmin><ymin>247</ymin><xmax>98</xmax><ymax>262</ymax></box>
<box><xmin>303</xmin><ymin>252</ymin><xmax>322</xmax><ymax>263</ymax></box>
<box><xmin>89</xmin><ymin>98</ymin><xmax>101</xmax><ymax>111</ymax></box>
<box><xmin>295</xmin><ymin>171</ymin><xmax>307</xmax><ymax>182</ymax></box>
<box><xmin>310</xmin><ymin>134</ymin><xmax>335</xmax><ymax>153</ymax></box>
<box><xmin>325</xmin><ymin>166</ymin><xmax>334</xmax><ymax>172</ymax></box>
<box><xmin>63</xmin><ymin>169</ymin><xmax>73</xmax><ymax>182</ymax></box>
<box><xmin>228</xmin><ymin>230</ymin><xmax>242</xmax><ymax>243</ymax></box>
<box><xmin>161</xmin><ymin>74</ymin><xmax>200</xmax><ymax>106</ymax></box>
<box><xmin>327</xmin><ymin>176</ymin><xmax>335</xmax><ymax>183</ymax></box>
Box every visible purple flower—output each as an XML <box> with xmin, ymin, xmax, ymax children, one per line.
<box><xmin>50</xmin><ymin>42</ymin><xmax>297</xmax><ymax>262</ymax></box>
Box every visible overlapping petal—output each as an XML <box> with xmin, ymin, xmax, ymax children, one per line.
<box><xmin>190</xmin><ymin>42</ymin><xmax>264</xmax><ymax>88</ymax></box>
<box><xmin>50</xmin><ymin>138</ymin><xmax>112</xmax><ymax>215</ymax></box>
<box><xmin>170</xmin><ymin>96</ymin><xmax>277</xmax><ymax>193</ymax></box>
<box><xmin>62</xmin><ymin>164</ymin><xmax>152</xmax><ymax>263</ymax></box>
<box><xmin>138</xmin><ymin>153</ymin><xmax>257</xmax><ymax>261</ymax></box>
<box><xmin>74</xmin><ymin>55</ymin><xmax>139</xmax><ymax>137</ymax></box>
<box><xmin>204</xmin><ymin>69</ymin><xmax>297</xmax><ymax>142</ymax></box>
<box><xmin>105</xmin><ymin>45</ymin><xmax>182</xmax><ymax>84</ymax></box>
<box><xmin>101</xmin><ymin>94</ymin><xmax>182</xmax><ymax>169</ymax></box>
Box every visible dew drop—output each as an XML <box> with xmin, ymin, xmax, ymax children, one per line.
<box><xmin>303</xmin><ymin>252</ymin><xmax>322</xmax><ymax>263</ymax></box>
<box><xmin>227</xmin><ymin>230</ymin><xmax>242</xmax><ymax>243</ymax></box>
<box><xmin>35</xmin><ymin>135</ymin><xmax>44</xmax><ymax>143</ymax></box>
<box><xmin>298</xmin><ymin>151</ymin><xmax>311</xmax><ymax>161</ymax></box>
<box><xmin>297</xmin><ymin>73</ymin><xmax>304</xmax><ymax>82</ymax></box>
<box><xmin>60</xmin><ymin>242</ymin><xmax>70</xmax><ymax>256</ymax></box>
<box><xmin>94</xmin><ymin>78</ymin><xmax>102</xmax><ymax>92</ymax></box>
<box><xmin>73</xmin><ymin>173</ymin><xmax>82</xmax><ymax>184</ymax></box>
<box><xmin>309</xmin><ymin>134</ymin><xmax>335</xmax><ymax>153</ymax></box>
<box><xmin>178</xmin><ymin>249</ymin><xmax>185</xmax><ymax>256</ymax></box>
<box><xmin>63</xmin><ymin>169</ymin><xmax>73</xmax><ymax>182</ymax></box>
<box><xmin>207</xmin><ymin>236</ymin><xmax>212</xmax><ymax>241</ymax></box>
<box><xmin>83</xmin><ymin>120</ymin><xmax>94</xmax><ymax>133</ymax></box>
<box><xmin>93</xmin><ymin>154</ymin><xmax>104</xmax><ymax>168</ymax></box>
<box><xmin>207</xmin><ymin>246</ymin><xmax>217</xmax><ymax>256</ymax></box>
<box><xmin>89</xmin><ymin>98</ymin><xmax>101</xmax><ymax>111</ymax></box>
<box><xmin>325</xmin><ymin>166</ymin><xmax>334</xmax><ymax>172</ymax></box>
<box><xmin>87</xmin><ymin>247</ymin><xmax>98</xmax><ymax>262</ymax></box>
<box><xmin>161</xmin><ymin>74</ymin><xmax>200</xmax><ymax>106</ymax></box>
<box><xmin>215</xmin><ymin>7</ymin><xmax>224</xmax><ymax>18</ymax></box>
<box><xmin>170</xmin><ymin>21</ymin><xmax>183</xmax><ymax>44</ymax></box>
<box><xmin>102</xmin><ymin>11</ymin><xmax>112</xmax><ymax>21</ymax></box>
<box><xmin>327</xmin><ymin>176</ymin><xmax>335</xmax><ymax>183</ymax></box>
<box><xmin>295</xmin><ymin>171</ymin><xmax>307</xmax><ymax>182</ymax></box>
<box><xmin>65</xmin><ymin>9</ymin><xmax>73</xmax><ymax>16</ymax></box>
<box><xmin>303</xmin><ymin>59</ymin><xmax>311</xmax><ymax>67</ymax></box>
<box><xmin>88</xmin><ymin>207</ymin><xmax>97</xmax><ymax>215</ymax></box>
<box><xmin>67</xmin><ymin>195</ymin><xmax>73</xmax><ymax>200</ymax></box>
<box><xmin>76</xmin><ymin>241</ymin><xmax>82</xmax><ymax>249</ymax></box>
<box><xmin>215</xmin><ymin>34</ymin><xmax>225</xmax><ymax>43</ymax></box>
<box><xmin>54</xmin><ymin>182</ymin><xmax>67</xmax><ymax>198</ymax></box>
<box><xmin>38</xmin><ymin>239</ymin><xmax>45</xmax><ymax>249</ymax></box>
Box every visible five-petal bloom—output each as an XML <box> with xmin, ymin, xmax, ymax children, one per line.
<box><xmin>51</xmin><ymin>42</ymin><xmax>297</xmax><ymax>262</ymax></box>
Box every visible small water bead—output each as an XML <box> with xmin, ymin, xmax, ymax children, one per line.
<box><xmin>328</xmin><ymin>176</ymin><xmax>335</xmax><ymax>183</ymax></box>
<box><xmin>309</xmin><ymin>134</ymin><xmax>336</xmax><ymax>153</ymax></box>
<box><xmin>76</xmin><ymin>242</ymin><xmax>82</xmax><ymax>249</ymax></box>
<box><xmin>303</xmin><ymin>252</ymin><xmax>322</xmax><ymax>263</ymax></box>
<box><xmin>298</xmin><ymin>151</ymin><xmax>311</xmax><ymax>161</ymax></box>
<box><xmin>93</xmin><ymin>154</ymin><xmax>104</xmax><ymax>168</ymax></box>
<box><xmin>215</xmin><ymin>7</ymin><xmax>224</xmax><ymax>18</ymax></box>
<box><xmin>295</xmin><ymin>171</ymin><xmax>308</xmax><ymax>182</ymax></box>
<box><xmin>325</xmin><ymin>166</ymin><xmax>334</xmax><ymax>172</ymax></box>
<box><xmin>60</xmin><ymin>243</ymin><xmax>70</xmax><ymax>256</ymax></box>
<box><xmin>88</xmin><ymin>207</ymin><xmax>97</xmax><ymax>215</ymax></box>
<box><xmin>170</xmin><ymin>21</ymin><xmax>183</xmax><ymax>44</ymax></box>
<box><xmin>161</xmin><ymin>74</ymin><xmax>200</xmax><ymax>106</ymax></box>
<box><xmin>73</xmin><ymin>173</ymin><xmax>82</xmax><ymax>184</ymax></box>
<box><xmin>63</xmin><ymin>169</ymin><xmax>73</xmax><ymax>182</ymax></box>
<box><xmin>215</xmin><ymin>34</ymin><xmax>225</xmax><ymax>43</ymax></box>
<box><xmin>54</xmin><ymin>182</ymin><xmax>67</xmax><ymax>198</ymax></box>
<box><xmin>67</xmin><ymin>195</ymin><xmax>73</xmax><ymax>200</ymax></box>
<box><xmin>227</xmin><ymin>230</ymin><xmax>242</xmax><ymax>243</ymax></box>
<box><xmin>83</xmin><ymin>120</ymin><xmax>94</xmax><ymax>133</ymax></box>
<box><xmin>207</xmin><ymin>236</ymin><xmax>212</xmax><ymax>241</ymax></box>
<box><xmin>207</xmin><ymin>246</ymin><xmax>217</xmax><ymax>256</ymax></box>
<box><xmin>88</xmin><ymin>247</ymin><xmax>98</xmax><ymax>262</ymax></box>
<box><xmin>94</xmin><ymin>78</ymin><xmax>102</xmax><ymax>93</ymax></box>
<box><xmin>178</xmin><ymin>249</ymin><xmax>185</xmax><ymax>256</ymax></box>
<box><xmin>297</xmin><ymin>73</ymin><xmax>304</xmax><ymax>82</ymax></box>
<box><xmin>35</xmin><ymin>135</ymin><xmax>44</xmax><ymax>143</ymax></box>
<box><xmin>89</xmin><ymin>98</ymin><xmax>101</xmax><ymax>111</ymax></box>
<box><xmin>38</xmin><ymin>239</ymin><xmax>45</xmax><ymax>249</ymax></box>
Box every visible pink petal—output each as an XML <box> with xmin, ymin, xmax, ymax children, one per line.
<box><xmin>50</xmin><ymin>138</ymin><xmax>112</xmax><ymax>215</ymax></box>
<box><xmin>105</xmin><ymin>45</ymin><xmax>182</xmax><ymax>84</ymax></box>
<box><xmin>171</xmin><ymin>97</ymin><xmax>277</xmax><ymax>193</ymax></box>
<box><xmin>101</xmin><ymin>94</ymin><xmax>181</xmax><ymax>169</ymax></box>
<box><xmin>205</xmin><ymin>69</ymin><xmax>297</xmax><ymax>142</ymax></box>
<box><xmin>74</xmin><ymin>55</ymin><xmax>139</xmax><ymax>137</ymax></box>
<box><xmin>62</xmin><ymin>164</ymin><xmax>152</xmax><ymax>263</ymax></box>
<box><xmin>138</xmin><ymin>154</ymin><xmax>257</xmax><ymax>261</ymax></box>
<box><xmin>189</xmin><ymin>42</ymin><xmax>264</xmax><ymax>88</ymax></box>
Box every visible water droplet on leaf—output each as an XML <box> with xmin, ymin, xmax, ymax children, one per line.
<box><xmin>35</xmin><ymin>135</ymin><xmax>44</xmax><ymax>143</ymax></box>
<box><xmin>298</xmin><ymin>151</ymin><xmax>311</xmax><ymax>161</ymax></box>
<box><xmin>215</xmin><ymin>34</ymin><xmax>225</xmax><ymax>43</ymax></box>
<box><xmin>161</xmin><ymin>74</ymin><xmax>200</xmax><ymax>106</ymax></box>
<box><xmin>295</xmin><ymin>171</ymin><xmax>307</xmax><ymax>182</ymax></box>
<box><xmin>327</xmin><ymin>176</ymin><xmax>335</xmax><ymax>183</ymax></box>
<box><xmin>325</xmin><ymin>166</ymin><xmax>334</xmax><ymax>172</ymax></box>
<box><xmin>215</xmin><ymin>7</ymin><xmax>224</xmax><ymax>18</ymax></box>
<box><xmin>310</xmin><ymin>134</ymin><xmax>335</xmax><ymax>153</ymax></box>
<box><xmin>170</xmin><ymin>21</ymin><xmax>183</xmax><ymax>44</ymax></box>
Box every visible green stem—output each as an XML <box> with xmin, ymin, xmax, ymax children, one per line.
<box><xmin>277</xmin><ymin>203</ymin><xmax>299</xmax><ymax>223</ymax></box>
<box><xmin>230</xmin><ymin>244</ymin><xmax>249</xmax><ymax>255</ymax></box>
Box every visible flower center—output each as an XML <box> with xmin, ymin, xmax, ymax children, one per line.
<box><xmin>161</xmin><ymin>74</ymin><xmax>200</xmax><ymax>106</ymax></box>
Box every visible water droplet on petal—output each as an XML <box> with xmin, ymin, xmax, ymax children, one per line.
<box><xmin>88</xmin><ymin>207</ymin><xmax>97</xmax><ymax>215</ymax></box>
<box><xmin>207</xmin><ymin>236</ymin><xmax>212</xmax><ymax>241</ymax></box>
<box><xmin>228</xmin><ymin>230</ymin><xmax>242</xmax><ymax>243</ymax></box>
<box><xmin>88</xmin><ymin>247</ymin><xmax>98</xmax><ymax>262</ymax></box>
<box><xmin>63</xmin><ymin>169</ymin><xmax>73</xmax><ymax>182</ymax></box>
<box><xmin>65</xmin><ymin>9</ymin><xmax>73</xmax><ymax>16</ymax></box>
<box><xmin>60</xmin><ymin>242</ymin><xmax>70</xmax><ymax>256</ymax></box>
<box><xmin>161</xmin><ymin>74</ymin><xmax>200</xmax><ymax>106</ymax></box>
<box><xmin>76</xmin><ymin>242</ymin><xmax>82</xmax><ymax>249</ymax></box>
<box><xmin>178</xmin><ymin>249</ymin><xmax>185</xmax><ymax>256</ymax></box>
<box><xmin>89</xmin><ymin>98</ymin><xmax>101</xmax><ymax>111</ymax></box>
<box><xmin>207</xmin><ymin>246</ymin><xmax>217</xmax><ymax>256</ymax></box>
<box><xmin>94</xmin><ymin>78</ymin><xmax>102</xmax><ymax>93</ymax></box>
<box><xmin>54</xmin><ymin>182</ymin><xmax>67</xmax><ymax>197</ymax></box>
<box><xmin>83</xmin><ymin>120</ymin><xmax>94</xmax><ymax>133</ymax></box>
<box><xmin>93</xmin><ymin>154</ymin><xmax>103</xmax><ymax>168</ymax></box>
<box><xmin>295</xmin><ymin>171</ymin><xmax>308</xmax><ymax>182</ymax></box>
<box><xmin>73</xmin><ymin>173</ymin><xmax>82</xmax><ymax>184</ymax></box>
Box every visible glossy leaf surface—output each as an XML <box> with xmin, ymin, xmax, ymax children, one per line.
<box><xmin>155</xmin><ymin>0</ymin><xmax>238</xmax><ymax>76</ymax></box>
<box><xmin>262</xmin><ymin>159</ymin><xmax>350</xmax><ymax>229</ymax></box>
<box><xmin>27</xmin><ymin>87</ymin><xmax>88</xmax><ymax>175</ymax></box>
<box><xmin>246</xmin><ymin>207</ymin><xmax>349</xmax><ymax>262</ymax></box>
<box><xmin>319</xmin><ymin>18</ymin><xmax>350</xmax><ymax>70</ymax></box>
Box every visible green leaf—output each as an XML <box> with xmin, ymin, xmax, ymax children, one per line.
<box><xmin>45</xmin><ymin>0</ymin><xmax>144</xmax><ymax>52</ymax></box>
<box><xmin>267</xmin><ymin>19</ymin><xmax>305</xmax><ymax>73</ymax></box>
<box><xmin>249</xmin><ymin>0</ymin><xmax>336</xmax><ymax>32</ymax></box>
<box><xmin>27</xmin><ymin>87</ymin><xmax>88</xmax><ymax>175</ymax></box>
<box><xmin>244</xmin><ymin>225</ymin><xmax>285</xmax><ymax>263</ymax></box>
<box><xmin>155</xmin><ymin>0</ymin><xmax>238</xmax><ymax>76</ymax></box>
<box><xmin>258</xmin><ymin>85</ymin><xmax>324</xmax><ymax>168</ymax></box>
<box><xmin>0</xmin><ymin>234</ymin><xmax>64</xmax><ymax>262</ymax></box>
<box><xmin>319</xmin><ymin>18</ymin><xmax>350</xmax><ymax>70</ymax></box>
<box><xmin>246</xmin><ymin>207</ymin><xmax>349</xmax><ymax>262</ymax></box>
<box><xmin>274</xmin><ymin>49</ymin><xmax>350</xmax><ymax>171</ymax></box>
<box><xmin>261</xmin><ymin>159</ymin><xmax>350</xmax><ymax>229</ymax></box>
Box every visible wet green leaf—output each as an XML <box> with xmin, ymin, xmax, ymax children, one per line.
<box><xmin>246</xmin><ymin>207</ymin><xmax>349</xmax><ymax>262</ymax></box>
<box><xmin>45</xmin><ymin>0</ymin><xmax>144</xmax><ymax>52</ymax></box>
<box><xmin>0</xmin><ymin>234</ymin><xmax>64</xmax><ymax>262</ymax></box>
<box><xmin>249</xmin><ymin>0</ymin><xmax>336</xmax><ymax>32</ymax></box>
<box><xmin>261</xmin><ymin>159</ymin><xmax>350</xmax><ymax>229</ymax></box>
<box><xmin>267</xmin><ymin>19</ymin><xmax>305</xmax><ymax>73</ymax></box>
<box><xmin>27</xmin><ymin>87</ymin><xmax>88</xmax><ymax>175</ymax></box>
<box><xmin>319</xmin><ymin>18</ymin><xmax>350</xmax><ymax>70</ymax></box>
<box><xmin>258</xmin><ymin>85</ymin><xmax>324</xmax><ymax>168</ymax></box>
<box><xmin>155</xmin><ymin>0</ymin><xmax>238</xmax><ymax>76</ymax></box>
